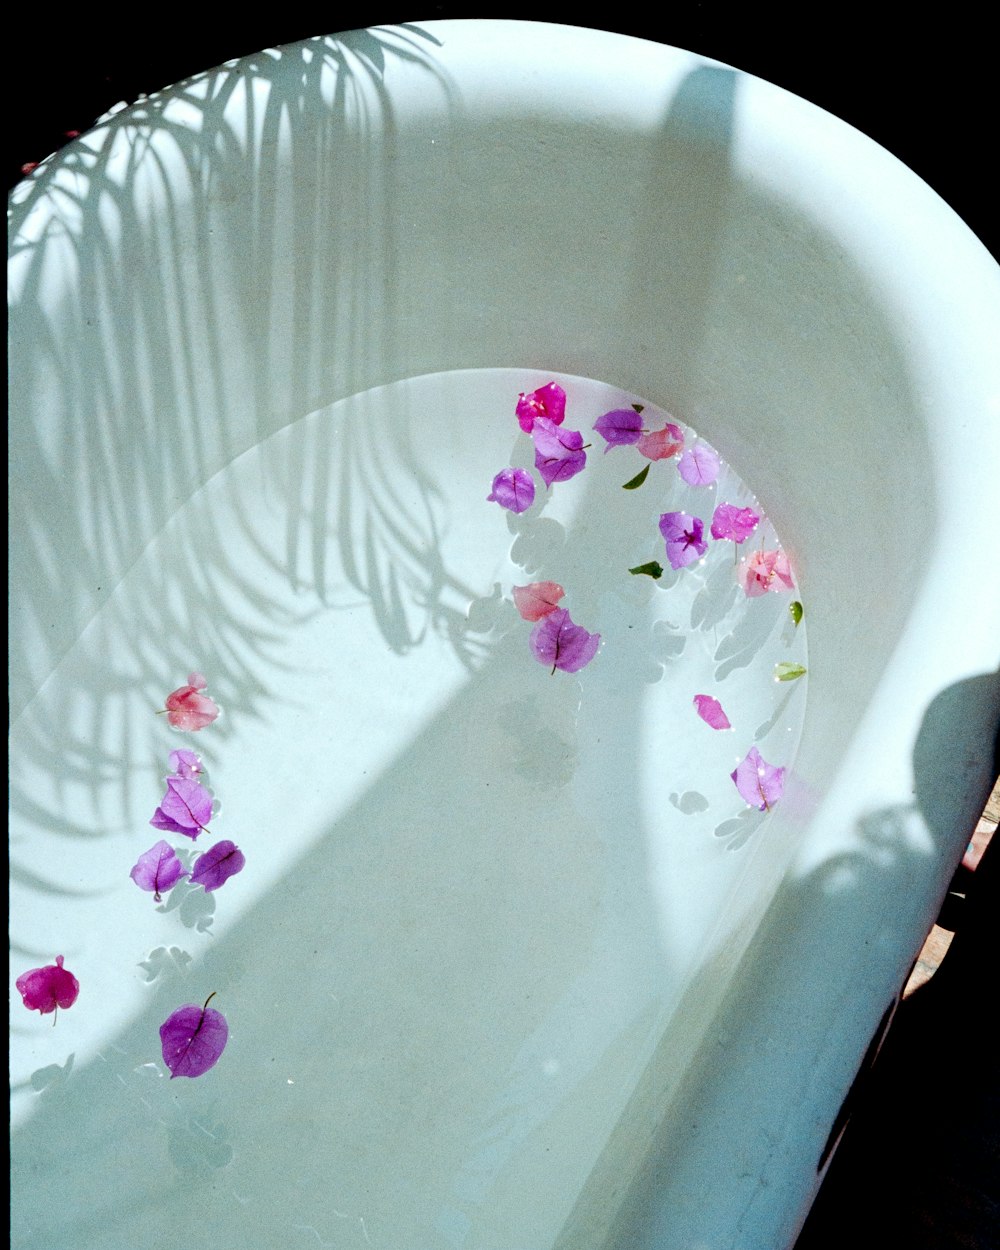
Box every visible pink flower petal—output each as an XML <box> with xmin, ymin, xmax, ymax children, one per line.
<box><xmin>16</xmin><ymin>955</ymin><xmax>80</xmax><ymax>1015</ymax></box>
<box><xmin>516</xmin><ymin>382</ymin><xmax>566</xmax><ymax>433</ymax></box>
<box><xmin>710</xmin><ymin>503</ymin><xmax>760</xmax><ymax>544</ymax></box>
<box><xmin>164</xmin><ymin>677</ymin><xmax>220</xmax><ymax>731</ymax></box>
<box><xmin>693</xmin><ymin>694</ymin><xmax>731</xmax><ymax>730</ymax></box>
<box><xmin>738</xmin><ymin>549</ymin><xmax>796</xmax><ymax>597</ymax></box>
<box><xmin>512</xmin><ymin>581</ymin><xmax>566</xmax><ymax>621</ymax></box>
<box><xmin>637</xmin><ymin>422</ymin><xmax>684</xmax><ymax>462</ymax></box>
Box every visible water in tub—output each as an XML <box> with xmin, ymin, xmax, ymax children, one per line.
<box><xmin>10</xmin><ymin>369</ymin><xmax>807</xmax><ymax>1248</ymax></box>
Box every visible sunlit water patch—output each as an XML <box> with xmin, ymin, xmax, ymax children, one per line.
<box><xmin>10</xmin><ymin>369</ymin><xmax>807</xmax><ymax>1249</ymax></box>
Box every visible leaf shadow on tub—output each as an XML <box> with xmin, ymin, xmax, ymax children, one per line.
<box><xmin>8</xmin><ymin>47</ymin><xmax>943</xmax><ymax>1250</ymax></box>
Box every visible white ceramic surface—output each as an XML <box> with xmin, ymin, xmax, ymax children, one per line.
<box><xmin>9</xmin><ymin>20</ymin><xmax>1000</xmax><ymax>1250</ymax></box>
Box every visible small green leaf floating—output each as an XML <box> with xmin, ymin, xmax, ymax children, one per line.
<box><xmin>774</xmin><ymin>662</ymin><xmax>807</xmax><ymax>682</ymax></box>
<box><xmin>789</xmin><ymin>600</ymin><xmax>803</xmax><ymax>626</ymax></box>
<box><xmin>629</xmin><ymin>561</ymin><xmax>664</xmax><ymax>580</ymax></box>
<box><xmin>622</xmin><ymin>464</ymin><xmax>651</xmax><ymax>490</ymax></box>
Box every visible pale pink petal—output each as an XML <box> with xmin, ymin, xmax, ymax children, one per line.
<box><xmin>512</xmin><ymin>581</ymin><xmax>566</xmax><ymax>621</ymax></box>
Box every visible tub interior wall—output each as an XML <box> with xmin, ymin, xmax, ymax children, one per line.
<box><xmin>11</xmin><ymin>25</ymin><xmax>997</xmax><ymax>1250</ymax></box>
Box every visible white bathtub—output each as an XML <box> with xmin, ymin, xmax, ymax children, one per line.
<box><xmin>9</xmin><ymin>21</ymin><xmax>1000</xmax><ymax>1250</ymax></box>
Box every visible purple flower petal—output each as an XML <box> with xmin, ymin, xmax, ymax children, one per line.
<box><xmin>190</xmin><ymin>840</ymin><xmax>246</xmax><ymax>892</ymax></box>
<box><xmin>168</xmin><ymin>749</ymin><xmax>203</xmax><ymax>781</ymax></box>
<box><xmin>516</xmin><ymin>382</ymin><xmax>566</xmax><ymax>433</ymax></box>
<box><xmin>487</xmin><ymin>467</ymin><xmax>535</xmax><ymax>514</ymax></box>
<box><xmin>593</xmin><ymin>408</ymin><xmax>644</xmax><ymax>451</ymax></box>
<box><xmin>678</xmin><ymin>444</ymin><xmax>720</xmax><ymax>486</ymax></box>
<box><xmin>16</xmin><ymin>956</ymin><xmax>80</xmax><ymax>1015</ymax></box>
<box><xmin>150</xmin><ymin>776</ymin><xmax>213</xmax><ymax>839</ymax></box>
<box><xmin>658</xmin><ymin>511</ymin><xmax>708</xmax><ymax>570</ymax></box>
<box><xmin>710</xmin><ymin>503</ymin><xmax>760</xmax><ymax>544</ymax></box>
<box><xmin>693</xmin><ymin>694</ymin><xmax>731</xmax><ymax>730</ymax></box>
<box><xmin>637</xmin><ymin>422</ymin><xmax>684</xmax><ymax>461</ymax></box>
<box><xmin>528</xmin><ymin>608</ymin><xmax>600</xmax><ymax>673</ymax></box>
<box><xmin>731</xmin><ymin>747</ymin><xmax>785</xmax><ymax>810</ymax></box>
<box><xmin>130</xmin><ymin>839</ymin><xmax>189</xmax><ymax>902</ymax></box>
<box><xmin>532</xmin><ymin>417</ymin><xmax>587</xmax><ymax>487</ymax></box>
<box><xmin>160</xmin><ymin>996</ymin><xmax>229</xmax><ymax>1079</ymax></box>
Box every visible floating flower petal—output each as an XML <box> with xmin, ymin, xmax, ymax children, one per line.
<box><xmin>731</xmin><ymin>747</ymin><xmax>785</xmax><ymax>810</ymax></box>
<box><xmin>160</xmin><ymin>995</ymin><xmax>229</xmax><ymax>1079</ymax></box>
<box><xmin>512</xmin><ymin>581</ymin><xmax>565</xmax><ymax>621</ymax></box>
<box><xmin>529</xmin><ymin>608</ymin><xmax>600</xmax><ymax>673</ymax></box>
<box><xmin>516</xmin><ymin>382</ymin><xmax>566</xmax><ymax>433</ymax></box>
<box><xmin>693</xmin><ymin>694</ymin><xmax>731</xmax><ymax>730</ymax></box>
<box><xmin>739</xmin><ymin>549</ymin><xmax>795</xmax><ymax>597</ymax></box>
<box><xmin>190</xmin><ymin>840</ymin><xmax>246</xmax><ymax>892</ymax></box>
<box><xmin>710</xmin><ymin>503</ymin><xmax>760</xmax><ymax>544</ymax></box>
<box><xmin>593</xmin><ymin>408</ymin><xmax>644</xmax><ymax>451</ymax></box>
<box><xmin>487</xmin><ymin>467</ymin><xmax>535</xmax><ymax>514</ymax></box>
<box><xmin>168</xmin><ymin>749</ymin><xmax>203</xmax><ymax>781</ymax></box>
<box><xmin>16</xmin><ymin>955</ymin><xmax>80</xmax><ymax>1016</ymax></box>
<box><xmin>658</xmin><ymin>511</ymin><xmax>708</xmax><ymax>570</ymax></box>
<box><xmin>677</xmin><ymin>444</ymin><xmax>720</xmax><ymax>486</ymax></box>
<box><xmin>532</xmin><ymin>417</ymin><xmax>587</xmax><ymax>486</ymax></box>
<box><xmin>637</xmin><ymin>422</ymin><xmax>684</xmax><ymax>462</ymax></box>
<box><xmin>164</xmin><ymin>673</ymin><xmax>220</xmax><ymax>731</ymax></box>
<box><xmin>150</xmin><ymin>775</ymin><xmax>213</xmax><ymax>839</ymax></box>
<box><xmin>130</xmin><ymin>840</ymin><xmax>189</xmax><ymax>902</ymax></box>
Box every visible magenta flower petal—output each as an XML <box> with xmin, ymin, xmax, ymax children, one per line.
<box><xmin>678</xmin><ymin>444</ymin><xmax>720</xmax><ymax>486</ymax></box>
<box><xmin>150</xmin><ymin>776</ymin><xmax>213</xmax><ymax>839</ymax></box>
<box><xmin>637</xmin><ymin>422</ymin><xmax>684</xmax><ymax>462</ymax></box>
<box><xmin>738</xmin><ymin>549</ymin><xmax>795</xmax><ymax>597</ymax></box>
<box><xmin>516</xmin><ymin>382</ymin><xmax>566</xmax><ymax>433</ymax></box>
<box><xmin>532</xmin><ymin>417</ymin><xmax>587</xmax><ymax>486</ymax></box>
<box><xmin>190</xmin><ymin>840</ymin><xmax>246</xmax><ymax>892</ymax></box>
<box><xmin>164</xmin><ymin>675</ymin><xmax>220</xmax><ymax>731</ymax></box>
<box><xmin>658</xmin><ymin>511</ymin><xmax>708</xmax><ymax>570</ymax></box>
<box><xmin>529</xmin><ymin>608</ymin><xmax>600</xmax><ymax>673</ymax></box>
<box><xmin>487</xmin><ymin>467</ymin><xmax>535</xmax><ymax>514</ymax></box>
<box><xmin>710</xmin><ymin>503</ymin><xmax>760</xmax><ymax>544</ymax></box>
<box><xmin>160</xmin><ymin>997</ymin><xmax>229</xmax><ymax>1079</ymax></box>
<box><xmin>693</xmin><ymin>694</ymin><xmax>731</xmax><ymax>730</ymax></box>
<box><xmin>16</xmin><ymin>955</ymin><xmax>80</xmax><ymax>1015</ymax></box>
<box><xmin>130</xmin><ymin>840</ymin><xmax>189</xmax><ymax>902</ymax></box>
<box><xmin>512</xmin><ymin>581</ymin><xmax>566</xmax><ymax>621</ymax></box>
<box><xmin>731</xmin><ymin>747</ymin><xmax>785</xmax><ymax>810</ymax></box>
<box><xmin>593</xmin><ymin>408</ymin><xmax>644</xmax><ymax>451</ymax></box>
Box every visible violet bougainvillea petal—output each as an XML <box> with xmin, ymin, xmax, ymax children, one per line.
<box><xmin>532</xmin><ymin>417</ymin><xmax>587</xmax><ymax>486</ymax></box>
<box><xmin>190</xmin><ymin>840</ymin><xmax>246</xmax><ymax>892</ymax></box>
<box><xmin>710</xmin><ymin>503</ymin><xmax>760</xmax><ymax>544</ymax></box>
<box><xmin>150</xmin><ymin>775</ymin><xmax>213</xmax><ymax>839</ymax></box>
<box><xmin>168</xmin><ymin>749</ymin><xmax>203</xmax><ymax>782</ymax></box>
<box><xmin>529</xmin><ymin>608</ymin><xmax>600</xmax><ymax>673</ymax></box>
<box><xmin>487</xmin><ymin>467</ymin><xmax>535</xmax><ymax>514</ymax></box>
<box><xmin>593</xmin><ymin>408</ymin><xmax>644</xmax><ymax>451</ymax></box>
<box><xmin>693</xmin><ymin>694</ymin><xmax>731</xmax><ymax>730</ymax></box>
<box><xmin>160</xmin><ymin>994</ymin><xmax>229</xmax><ymax>1079</ymax></box>
<box><xmin>16</xmin><ymin>956</ymin><xmax>80</xmax><ymax>1016</ymax></box>
<box><xmin>164</xmin><ymin>673</ymin><xmax>220</xmax><ymax>731</ymax></box>
<box><xmin>516</xmin><ymin>382</ymin><xmax>566</xmax><ymax>433</ymax></box>
<box><xmin>731</xmin><ymin>746</ymin><xmax>785</xmax><ymax>810</ymax></box>
<box><xmin>658</xmin><ymin>511</ymin><xmax>708</xmax><ymax>570</ymax></box>
<box><xmin>512</xmin><ymin>581</ymin><xmax>565</xmax><ymax>621</ymax></box>
<box><xmin>739</xmin><ymin>550</ymin><xmax>795</xmax><ymax>597</ymax></box>
<box><xmin>130</xmin><ymin>840</ymin><xmax>189</xmax><ymax>902</ymax></box>
<box><xmin>637</xmin><ymin>422</ymin><xmax>684</xmax><ymax>462</ymax></box>
<box><xmin>677</xmin><ymin>444</ymin><xmax>721</xmax><ymax>486</ymax></box>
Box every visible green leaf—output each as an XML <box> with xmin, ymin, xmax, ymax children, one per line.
<box><xmin>774</xmin><ymin>662</ymin><xmax>807</xmax><ymax>682</ymax></box>
<box><xmin>622</xmin><ymin>464</ymin><xmax>651</xmax><ymax>490</ymax></box>
<box><xmin>789</xmin><ymin>600</ymin><xmax>803</xmax><ymax>626</ymax></box>
<box><xmin>629</xmin><ymin>561</ymin><xmax>663</xmax><ymax>579</ymax></box>
<box><xmin>631</xmin><ymin>403</ymin><xmax>645</xmax><ymax>414</ymax></box>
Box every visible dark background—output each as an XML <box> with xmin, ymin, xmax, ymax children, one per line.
<box><xmin>7</xmin><ymin>9</ymin><xmax>997</xmax><ymax>263</ymax></box>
